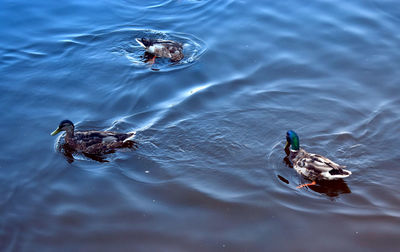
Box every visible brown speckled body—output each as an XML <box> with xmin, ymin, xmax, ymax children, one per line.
<box><xmin>64</xmin><ymin>129</ymin><xmax>136</xmax><ymax>155</ymax></box>
<box><xmin>136</xmin><ymin>38</ymin><xmax>184</xmax><ymax>62</ymax></box>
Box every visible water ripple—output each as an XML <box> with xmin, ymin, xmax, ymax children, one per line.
<box><xmin>1</xmin><ymin>0</ymin><xmax>400</xmax><ymax>250</ymax></box>
<box><xmin>115</xmin><ymin>28</ymin><xmax>206</xmax><ymax>71</ymax></box>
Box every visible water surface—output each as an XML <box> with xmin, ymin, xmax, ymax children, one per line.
<box><xmin>1</xmin><ymin>0</ymin><xmax>400</xmax><ymax>251</ymax></box>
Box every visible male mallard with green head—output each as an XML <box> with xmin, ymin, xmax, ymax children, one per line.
<box><xmin>136</xmin><ymin>38</ymin><xmax>184</xmax><ymax>63</ymax></box>
<box><xmin>285</xmin><ymin>130</ymin><xmax>351</xmax><ymax>188</ymax></box>
<box><xmin>51</xmin><ymin>120</ymin><xmax>137</xmax><ymax>155</ymax></box>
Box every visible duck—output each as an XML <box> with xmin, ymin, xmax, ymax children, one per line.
<box><xmin>50</xmin><ymin>120</ymin><xmax>137</xmax><ymax>155</ymax></box>
<box><xmin>285</xmin><ymin>130</ymin><xmax>351</xmax><ymax>188</ymax></box>
<box><xmin>136</xmin><ymin>38</ymin><xmax>184</xmax><ymax>63</ymax></box>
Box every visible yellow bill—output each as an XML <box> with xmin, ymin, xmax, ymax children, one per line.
<box><xmin>284</xmin><ymin>141</ymin><xmax>290</xmax><ymax>149</ymax></box>
<box><xmin>50</xmin><ymin>127</ymin><xmax>61</xmax><ymax>136</ymax></box>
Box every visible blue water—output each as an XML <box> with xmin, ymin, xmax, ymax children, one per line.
<box><xmin>1</xmin><ymin>0</ymin><xmax>400</xmax><ymax>251</ymax></box>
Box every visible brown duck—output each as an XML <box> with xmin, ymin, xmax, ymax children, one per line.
<box><xmin>136</xmin><ymin>38</ymin><xmax>184</xmax><ymax>63</ymax></box>
<box><xmin>50</xmin><ymin>120</ymin><xmax>137</xmax><ymax>155</ymax></box>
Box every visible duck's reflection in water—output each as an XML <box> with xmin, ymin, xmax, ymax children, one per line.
<box><xmin>60</xmin><ymin>144</ymin><xmax>113</xmax><ymax>163</ymax></box>
<box><xmin>280</xmin><ymin>148</ymin><xmax>351</xmax><ymax>197</ymax></box>
<box><xmin>277</xmin><ymin>173</ymin><xmax>351</xmax><ymax>197</ymax></box>
<box><xmin>308</xmin><ymin>178</ymin><xmax>351</xmax><ymax>197</ymax></box>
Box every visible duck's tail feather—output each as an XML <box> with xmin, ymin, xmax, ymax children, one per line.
<box><xmin>323</xmin><ymin>168</ymin><xmax>352</xmax><ymax>180</ymax></box>
<box><xmin>135</xmin><ymin>38</ymin><xmax>152</xmax><ymax>48</ymax></box>
<box><xmin>135</xmin><ymin>38</ymin><xmax>146</xmax><ymax>48</ymax></box>
<box><xmin>123</xmin><ymin>131</ymin><xmax>136</xmax><ymax>143</ymax></box>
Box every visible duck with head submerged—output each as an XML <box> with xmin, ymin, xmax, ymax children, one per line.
<box><xmin>51</xmin><ymin>120</ymin><xmax>137</xmax><ymax>155</ymax></box>
<box><xmin>285</xmin><ymin>130</ymin><xmax>352</xmax><ymax>189</ymax></box>
<box><xmin>136</xmin><ymin>38</ymin><xmax>184</xmax><ymax>64</ymax></box>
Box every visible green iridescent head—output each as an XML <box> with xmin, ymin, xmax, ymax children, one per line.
<box><xmin>285</xmin><ymin>130</ymin><xmax>300</xmax><ymax>151</ymax></box>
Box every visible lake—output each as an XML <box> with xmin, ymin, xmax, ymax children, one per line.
<box><xmin>1</xmin><ymin>0</ymin><xmax>400</xmax><ymax>251</ymax></box>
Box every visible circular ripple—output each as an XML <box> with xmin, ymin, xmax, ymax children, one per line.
<box><xmin>119</xmin><ymin>0</ymin><xmax>173</xmax><ymax>9</ymax></box>
<box><xmin>57</xmin><ymin>27</ymin><xmax>206</xmax><ymax>73</ymax></box>
<box><xmin>113</xmin><ymin>28</ymin><xmax>207</xmax><ymax>72</ymax></box>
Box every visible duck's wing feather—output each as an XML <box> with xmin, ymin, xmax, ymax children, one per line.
<box><xmin>75</xmin><ymin>131</ymin><xmax>133</xmax><ymax>146</ymax></box>
<box><xmin>297</xmin><ymin>150</ymin><xmax>351</xmax><ymax>179</ymax></box>
<box><xmin>155</xmin><ymin>40</ymin><xmax>183</xmax><ymax>49</ymax></box>
<box><xmin>304</xmin><ymin>153</ymin><xmax>346</xmax><ymax>171</ymax></box>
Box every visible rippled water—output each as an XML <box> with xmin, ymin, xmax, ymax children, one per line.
<box><xmin>1</xmin><ymin>0</ymin><xmax>400</xmax><ymax>251</ymax></box>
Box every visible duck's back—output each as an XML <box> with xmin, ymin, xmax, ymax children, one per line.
<box><xmin>71</xmin><ymin>131</ymin><xmax>134</xmax><ymax>154</ymax></box>
<box><xmin>139</xmin><ymin>39</ymin><xmax>184</xmax><ymax>61</ymax></box>
<box><xmin>292</xmin><ymin>149</ymin><xmax>351</xmax><ymax>180</ymax></box>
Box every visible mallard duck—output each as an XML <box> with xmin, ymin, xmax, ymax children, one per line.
<box><xmin>51</xmin><ymin>120</ymin><xmax>137</xmax><ymax>155</ymax></box>
<box><xmin>136</xmin><ymin>38</ymin><xmax>184</xmax><ymax>63</ymax></box>
<box><xmin>285</xmin><ymin>130</ymin><xmax>351</xmax><ymax>188</ymax></box>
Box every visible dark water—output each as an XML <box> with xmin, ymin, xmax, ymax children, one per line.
<box><xmin>1</xmin><ymin>0</ymin><xmax>400</xmax><ymax>251</ymax></box>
